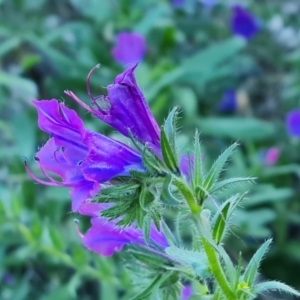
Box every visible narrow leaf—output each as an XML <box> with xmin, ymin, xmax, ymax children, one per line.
<box><xmin>254</xmin><ymin>280</ymin><xmax>300</xmax><ymax>298</ymax></box>
<box><xmin>163</xmin><ymin>106</ymin><xmax>179</xmax><ymax>151</ymax></box>
<box><xmin>211</xmin><ymin>177</ymin><xmax>255</xmax><ymax>193</ymax></box>
<box><xmin>212</xmin><ymin>202</ymin><xmax>230</xmax><ymax>244</ymax></box>
<box><xmin>204</xmin><ymin>142</ymin><xmax>239</xmax><ymax>191</ymax></box>
<box><xmin>161</xmin><ymin>174</ymin><xmax>179</xmax><ymax>206</ymax></box>
<box><xmin>192</xmin><ymin>130</ymin><xmax>204</xmax><ymax>189</ymax></box>
<box><xmin>243</xmin><ymin>239</ymin><xmax>272</xmax><ymax>286</ymax></box>
<box><xmin>130</xmin><ymin>275</ymin><xmax>163</xmax><ymax>300</ymax></box>
<box><xmin>160</xmin><ymin>129</ymin><xmax>179</xmax><ymax>174</ymax></box>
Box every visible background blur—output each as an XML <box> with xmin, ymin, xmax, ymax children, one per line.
<box><xmin>1</xmin><ymin>0</ymin><xmax>300</xmax><ymax>299</ymax></box>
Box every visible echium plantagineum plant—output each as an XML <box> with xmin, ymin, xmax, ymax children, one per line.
<box><xmin>25</xmin><ymin>64</ymin><xmax>300</xmax><ymax>300</ymax></box>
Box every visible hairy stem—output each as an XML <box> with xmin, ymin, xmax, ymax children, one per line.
<box><xmin>201</xmin><ymin>237</ymin><xmax>236</xmax><ymax>300</ymax></box>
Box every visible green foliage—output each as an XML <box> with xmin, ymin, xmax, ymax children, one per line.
<box><xmin>2</xmin><ymin>0</ymin><xmax>300</xmax><ymax>298</ymax></box>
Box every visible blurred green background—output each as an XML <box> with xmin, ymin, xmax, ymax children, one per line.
<box><xmin>1</xmin><ymin>0</ymin><xmax>300</xmax><ymax>299</ymax></box>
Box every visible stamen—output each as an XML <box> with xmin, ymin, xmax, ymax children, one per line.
<box><xmin>24</xmin><ymin>160</ymin><xmax>61</xmax><ymax>187</ymax></box>
<box><xmin>74</xmin><ymin>219</ymin><xmax>84</xmax><ymax>239</ymax></box>
<box><xmin>86</xmin><ymin>64</ymin><xmax>102</xmax><ymax>110</ymax></box>
<box><xmin>24</xmin><ymin>158</ymin><xmax>75</xmax><ymax>188</ymax></box>
<box><xmin>64</xmin><ymin>90</ymin><xmax>93</xmax><ymax>113</ymax></box>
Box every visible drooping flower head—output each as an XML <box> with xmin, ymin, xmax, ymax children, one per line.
<box><xmin>231</xmin><ymin>5</ymin><xmax>259</xmax><ymax>40</ymax></box>
<box><xmin>286</xmin><ymin>109</ymin><xmax>300</xmax><ymax>138</ymax></box>
<box><xmin>112</xmin><ymin>32</ymin><xmax>146</xmax><ymax>65</ymax></box>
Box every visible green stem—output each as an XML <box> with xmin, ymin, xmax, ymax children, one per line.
<box><xmin>201</xmin><ymin>237</ymin><xmax>236</xmax><ymax>300</ymax></box>
<box><xmin>173</xmin><ymin>177</ymin><xmax>201</xmax><ymax>214</ymax></box>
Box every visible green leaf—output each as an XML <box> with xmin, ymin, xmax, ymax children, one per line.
<box><xmin>134</xmin><ymin>4</ymin><xmax>170</xmax><ymax>35</ymax></box>
<box><xmin>163</xmin><ymin>106</ymin><xmax>179</xmax><ymax>152</ymax></box>
<box><xmin>204</xmin><ymin>143</ymin><xmax>239</xmax><ymax>191</ymax></box>
<box><xmin>142</xmin><ymin>215</ymin><xmax>151</xmax><ymax>244</ymax></box>
<box><xmin>161</xmin><ymin>174</ymin><xmax>179</xmax><ymax>206</ymax></box>
<box><xmin>161</xmin><ymin>221</ymin><xmax>177</xmax><ymax>247</ymax></box>
<box><xmin>0</xmin><ymin>71</ymin><xmax>38</xmax><ymax>102</ymax></box>
<box><xmin>146</xmin><ymin>37</ymin><xmax>246</xmax><ymax>100</ymax></box>
<box><xmin>211</xmin><ymin>177</ymin><xmax>255</xmax><ymax>193</ymax></box>
<box><xmin>192</xmin><ymin>130</ymin><xmax>204</xmax><ymax>190</ymax></box>
<box><xmin>130</xmin><ymin>272</ymin><xmax>172</xmax><ymax>300</ymax></box>
<box><xmin>243</xmin><ymin>239</ymin><xmax>272</xmax><ymax>287</ymax></box>
<box><xmin>253</xmin><ymin>280</ymin><xmax>300</xmax><ymax>298</ymax></box>
<box><xmin>212</xmin><ymin>202</ymin><xmax>230</xmax><ymax>244</ymax></box>
<box><xmin>197</xmin><ymin>118</ymin><xmax>275</xmax><ymax>141</ymax></box>
<box><xmin>142</xmin><ymin>145</ymin><xmax>166</xmax><ymax>174</ymax></box>
<box><xmin>160</xmin><ymin>129</ymin><xmax>179</xmax><ymax>174</ymax></box>
<box><xmin>165</xmin><ymin>247</ymin><xmax>210</xmax><ymax>278</ymax></box>
<box><xmin>0</xmin><ymin>37</ymin><xmax>21</xmax><ymax>57</ymax></box>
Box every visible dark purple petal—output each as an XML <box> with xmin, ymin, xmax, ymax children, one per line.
<box><xmin>78</xmin><ymin>202</ymin><xmax>169</xmax><ymax>256</ymax></box>
<box><xmin>81</xmin><ymin>131</ymin><xmax>144</xmax><ymax>183</ymax></box>
<box><xmin>33</xmin><ymin>99</ymin><xmax>87</xmax><ymax>162</ymax></box>
<box><xmin>82</xmin><ymin>217</ymin><xmax>144</xmax><ymax>257</ymax></box>
<box><xmin>286</xmin><ymin>109</ymin><xmax>300</xmax><ymax>137</ymax></box>
<box><xmin>149</xmin><ymin>224</ymin><xmax>169</xmax><ymax>248</ymax></box>
<box><xmin>106</xmin><ymin>66</ymin><xmax>160</xmax><ymax>148</ymax></box>
<box><xmin>231</xmin><ymin>5</ymin><xmax>259</xmax><ymax>40</ymax></box>
<box><xmin>181</xmin><ymin>285</ymin><xmax>192</xmax><ymax>300</ymax></box>
<box><xmin>217</xmin><ymin>90</ymin><xmax>237</xmax><ymax>112</ymax></box>
<box><xmin>65</xmin><ymin>66</ymin><xmax>160</xmax><ymax>150</ymax></box>
<box><xmin>70</xmin><ymin>182</ymin><xmax>100</xmax><ymax>211</ymax></box>
<box><xmin>179</xmin><ymin>155</ymin><xmax>193</xmax><ymax>179</ymax></box>
<box><xmin>112</xmin><ymin>32</ymin><xmax>146</xmax><ymax>65</ymax></box>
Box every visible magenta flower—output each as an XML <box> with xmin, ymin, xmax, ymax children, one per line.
<box><xmin>26</xmin><ymin>100</ymin><xmax>144</xmax><ymax>211</ymax></box>
<box><xmin>231</xmin><ymin>5</ymin><xmax>259</xmax><ymax>40</ymax></box>
<box><xmin>65</xmin><ymin>65</ymin><xmax>160</xmax><ymax>151</ymax></box>
<box><xmin>286</xmin><ymin>109</ymin><xmax>300</xmax><ymax>137</ymax></box>
<box><xmin>112</xmin><ymin>32</ymin><xmax>146</xmax><ymax>65</ymax></box>
<box><xmin>265</xmin><ymin>147</ymin><xmax>280</xmax><ymax>166</ymax></box>
<box><xmin>77</xmin><ymin>202</ymin><xmax>168</xmax><ymax>256</ymax></box>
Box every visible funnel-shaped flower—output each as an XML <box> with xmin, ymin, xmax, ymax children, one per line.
<box><xmin>112</xmin><ymin>32</ymin><xmax>146</xmax><ymax>65</ymax></box>
<box><xmin>77</xmin><ymin>202</ymin><xmax>168</xmax><ymax>256</ymax></box>
<box><xmin>65</xmin><ymin>65</ymin><xmax>160</xmax><ymax>150</ymax></box>
<box><xmin>26</xmin><ymin>100</ymin><xmax>144</xmax><ymax>211</ymax></box>
<box><xmin>231</xmin><ymin>5</ymin><xmax>259</xmax><ymax>40</ymax></box>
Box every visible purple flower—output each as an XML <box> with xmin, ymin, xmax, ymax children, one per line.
<box><xmin>112</xmin><ymin>32</ymin><xmax>146</xmax><ymax>65</ymax></box>
<box><xmin>286</xmin><ymin>109</ymin><xmax>300</xmax><ymax>137</ymax></box>
<box><xmin>65</xmin><ymin>65</ymin><xmax>160</xmax><ymax>151</ymax></box>
<box><xmin>172</xmin><ymin>0</ymin><xmax>184</xmax><ymax>8</ymax></box>
<box><xmin>201</xmin><ymin>0</ymin><xmax>217</xmax><ymax>9</ymax></box>
<box><xmin>26</xmin><ymin>100</ymin><xmax>144</xmax><ymax>211</ymax></box>
<box><xmin>181</xmin><ymin>285</ymin><xmax>192</xmax><ymax>300</ymax></box>
<box><xmin>231</xmin><ymin>5</ymin><xmax>259</xmax><ymax>40</ymax></box>
<box><xmin>217</xmin><ymin>90</ymin><xmax>237</xmax><ymax>112</ymax></box>
<box><xmin>265</xmin><ymin>147</ymin><xmax>280</xmax><ymax>166</ymax></box>
<box><xmin>77</xmin><ymin>202</ymin><xmax>168</xmax><ymax>256</ymax></box>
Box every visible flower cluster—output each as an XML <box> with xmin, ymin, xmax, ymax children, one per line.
<box><xmin>26</xmin><ymin>65</ymin><xmax>194</xmax><ymax>298</ymax></box>
<box><xmin>27</xmin><ymin>65</ymin><xmax>300</xmax><ymax>299</ymax></box>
